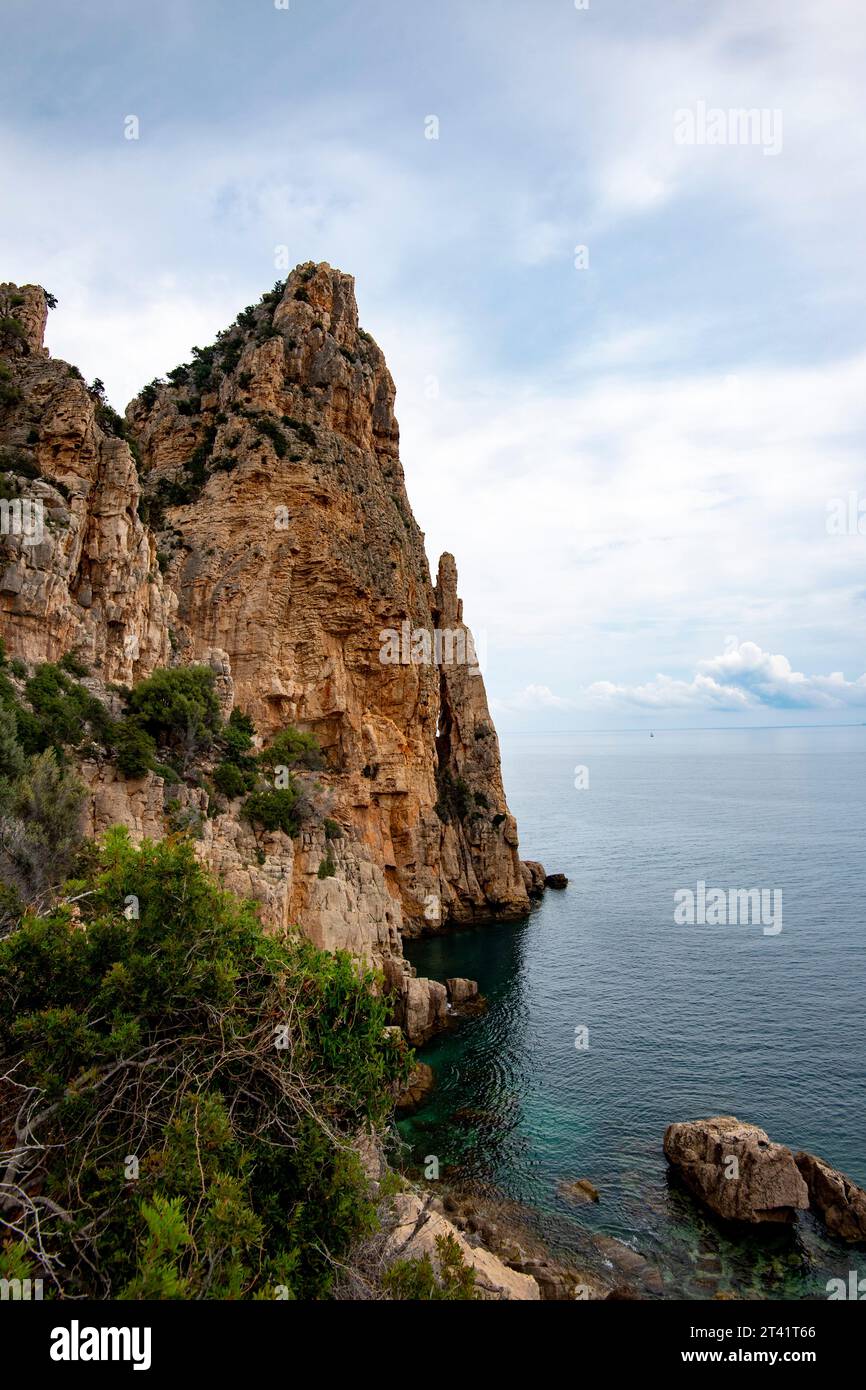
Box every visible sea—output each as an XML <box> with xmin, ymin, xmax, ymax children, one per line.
<box><xmin>399</xmin><ymin>726</ymin><xmax>866</xmax><ymax>1299</ymax></box>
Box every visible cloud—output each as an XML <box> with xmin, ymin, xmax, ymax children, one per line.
<box><xmin>584</xmin><ymin>640</ymin><xmax>866</xmax><ymax>711</ymax></box>
<box><xmin>490</xmin><ymin>684</ymin><xmax>575</xmax><ymax>714</ymax></box>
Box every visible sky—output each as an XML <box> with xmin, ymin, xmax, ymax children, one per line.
<box><xmin>2</xmin><ymin>0</ymin><xmax>865</xmax><ymax>730</ymax></box>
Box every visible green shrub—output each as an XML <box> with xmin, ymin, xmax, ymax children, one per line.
<box><xmin>324</xmin><ymin>817</ymin><xmax>343</xmax><ymax>840</ymax></box>
<box><xmin>241</xmin><ymin>784</ymin><xmax>303</xmax><ymax>837</ymax></box>
<box><xmin>58</xmin><ymin>650</ymin><xmax>90</xmax><ymax>679</ymax></box>
<box><xmin>20</xmin><ymin>663</ymin><xmax>111</xmax><ymax>755</ymax></box>
<box><xmin>113</xmin><ymin>718</ymin><xmax>157</xmax><ymax>779</ymax></box>
<box><xmin>434</xmin><ymin>770</ymin><xmax>473</xmax><ymax>823</ymax></box>
<box><xmin>317</xmin><ymin>851</ymin><xmax>336</xmax><ymax>879</ymax></box>
<box><xmin>381</xmin><ymin>1233</ymin><xmax>477</xmax><ymax>1301</ymax></box>
<box><xmin>125</xmin><ymin>666</ymin><xmax>221</xmax><ymax>754</ymax></box>
<box><xmin>0</xmin><ymin>749</ymin><xmax>85</xmax><ymax>910</ymax></box>
<box><xmin>254</xmin><ymin>417</ymin><xmax>288</xmax><ymax>457</ymax></box>
<box><xmin>213</xmin><ymin>760</ymin><xmax>248</xmax><ymax>800</ymax></box>
<box><xmin>0</xmin><ymin>830</ymin><xmax>409</xmax><ymax>1298</ymax></box>
<box><xmin>260</xmin><ymin>726</ymin><xmax>323</xmax><ymax>773</ymax></box>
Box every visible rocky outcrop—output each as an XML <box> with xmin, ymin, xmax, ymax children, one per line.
<box><xmin>446</xmin><ymin>977</ymin><xmax>478</xmax><ymax>1005</ymax></box>
<box><xmin>396</xmin><ymin>1061</ymin><xmax>435</xmax><ymax>1114</ymax></box>
<box><xmin>0</xmin><ymin>284</ymin><xmax>173</xmax><ymax>684</ymax></box>
<box><xmin>545</xmin><ymin>872</ymin><xmax>568</xmax><ymax>890</ymax></box>
<box><xmin>382</xmin><ymin>1191</ymin><xmax>540</xmax><ymax>1300</ymax></box>
<box><xmin>521</xmin><ymin>860</ymin><xmax>546</xmax><ymax>899</ymax></box>
<box><xmin>395</xmin><ymin>975</ymin><xmax>449</xmax><ymax>1045</ymax></box>
<box><xmin>663</xmin><ymin>1117</ymin><xmax>809</xmax><ymax>1224</ymax></box>
<box><xmin>0</xmin><ymin>268</ymin><xmax>547</xmax><ymax>1036</ymax></box>
<box><xmin>559</xmin><ymin>1177</ymin><xmax>600</xmax><ymax>1204</ymax></box>
<box><xmin>124</xmin><ymin>262</ymin><xmax>532</xmax><ymax>935</ymax></box>
<box><xmin>795</xmin><ymin>1152</ymin><xmax>866</xmax><ymax>1243</ymax></box>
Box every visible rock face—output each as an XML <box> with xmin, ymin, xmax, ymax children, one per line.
<box><xmin>663</xmin><ymin>1117</ymin><xmax>809</xmax><ymax>1224</ymax></box>
<box><xmin>795</xmin><ymin>1152</ymin><xmax>866</xmax><ymax>1243</ymax></box>
<box><xmin>0</xmin><ymin>268</ymin><xmax>543</xmax><ymax>1016</ymax></box>
<box><xmin>125</xmin><ymin>262</ymin><xmax>531</xmax><ymax>935</ymax></box>
<box><xmin>521</xmin><ymin>860</ymin><xmax>546</xmax><ymax>899</ymax></box>
<box><xmin>0</xmin><ymin>284</ymin><xmax>173</xmax><ymax>684</ymax></box>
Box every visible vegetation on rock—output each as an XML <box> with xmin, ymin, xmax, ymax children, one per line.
<box><xmin>0</xmin><ymin>830</ymin><xmax>410</xmax><ymax>1299</ymax></box>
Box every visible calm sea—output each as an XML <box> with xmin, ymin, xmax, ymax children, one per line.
<box><xmin>400</xmin><ymin>727</ymin><xmax>866</xmax><ymax>1298</ymax></box>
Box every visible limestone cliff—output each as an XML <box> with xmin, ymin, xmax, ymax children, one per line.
<box><xmin>0</xmin><ymin>267</ymin><xmax>539</xmax><ymax>1014</ymax></box>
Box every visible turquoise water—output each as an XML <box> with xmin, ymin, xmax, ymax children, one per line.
<box><xmin>399</xmin><ymin>727</ymin><xmax>866</xmax><ymax>1298</ymax></box>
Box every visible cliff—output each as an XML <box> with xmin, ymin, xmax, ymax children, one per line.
<box><xmin>0</xmin><ymin>267</ymin><xmax>540</xmax><ymax>1023</ymax></box>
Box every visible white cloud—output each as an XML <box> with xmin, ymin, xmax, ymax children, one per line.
<box><xmin>491</xmin><ymin>684</ymin><xmax>575</xmax><ymax>714</ymax></box>
<box><xmin>584</xmin><ymin>640</ymin><xmax>866</xmax><ymax>711</ymax></box>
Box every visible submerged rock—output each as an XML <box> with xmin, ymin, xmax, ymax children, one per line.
<box><xmin>559</xmin><ymin>1177</ymin><xmax>600</xmax><ymax>1204</ymax></box>
<box><xmin>795</xmin><ymin>1151</ymin><xmax>866</xmax><ymax>1242</ymax></box>
<box><xmin>663</xmin><ymin>1116</ymin><xmax>809</xmax><ymax>1224</ymax></box>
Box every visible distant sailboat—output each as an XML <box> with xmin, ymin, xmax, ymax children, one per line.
<box><xmin>650</xmin><ymin>732</ymin><xmax>654</xmax><ymax>738</ymax></box>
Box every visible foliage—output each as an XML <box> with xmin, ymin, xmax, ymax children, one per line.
<box><xmin>434</xmin><ymin>770</ymin><xmax>473</xmax><ymax>823</ymax></box>
<box><xmin>17</xmin><ymin>663</ymin><xmax>111</xmax><ymax>756</ymax></box>
<box><xmin>0</xmin><ymin>831</ymin><xmax>408</xmax><ymax>1298</ymax></box>
<box><xmin>0</xmin><ymin>749</ymin><xmax>85</xmax><ymax>911</ymax></box>
<box><xmin>241</xmin><ymin>784</ymin><xmax>303</xmax><ymax>838</ymax></box>
<box><xmin>125</xmin><ymin>665</ymin><xmax>221</xmax><ymax>754</ymax></box>
<box><xmin>260</xmin><ymin>726</ymin><xmax>324</xmax><ymax>773</ymax></box>
<box><xmin>381</xmin><ymin>1233</ymin><xmax>477</xmax><ymax>1301</ymax></box>
<box><xmin>112</xmin><ymin>718</ymin><xmax>157</xmax><ymax>779</ymax></box>
<box><xmin>212</xmin><ymin>760</ymin><xmax>249</xmax><ymax>800</ymax></box>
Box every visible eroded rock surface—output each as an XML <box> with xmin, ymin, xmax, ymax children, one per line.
<box><xmin>664</xmin><ymin>1116</ymin><xmax>809</xmax><ymax>1224</ymax></box>
<box><xmin>0</xmin><ymin>268</ymin><xmax>544</xmax><ymax>1020</ymax></box>
<box><xmin>795</xmin><ymin>1151</ymin><xmax>866</xmax><ymax>1243</ymax></box>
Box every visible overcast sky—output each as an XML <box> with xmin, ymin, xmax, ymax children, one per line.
<box><xmin>2</xmin><ymin>0</ymin><xmax>865</xmax><ymax>729</ymax></box>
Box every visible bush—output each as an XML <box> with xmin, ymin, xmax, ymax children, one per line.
<box><xmin>0</xmin><ymin>749</ymin><xmax>85</xmax><ymax>911</ymax></box>
<box><xmin>381</xmin><ymin>1233</ymin><xmax>477</xmax><ymax>1301</ymax></box>
<box><xmin>126</xmin><ymin>666</ymin><xmax>221</xmax><ymax>755</ymax></box>
<box><xmin>241</xmin><ymin>784</ymin><xmax>303</xmax><ymax>837</ymax></box>
<box><xmin>317</xmin><ymin>851</ymin><xmax>336</xmax><ymax>879</ymax></box>
<box><xmin>58</xmin><ymin>650</ymin><xmax>90</xmax><ymax>679</ymax></box>
<box><xmin>113</xmin><ymin>718</ymin><xmax>157</xmax><ymax>779</ymax></box>
<box><xmin>434</xmin><ymin>770</ymin><xmax>473</xmax><ymax>823</ymax></box>
<box><xmin>260</xmin><ymin>726</ymin><xmax>324</xmax><ymax>773</ymax></box>
<box><xmin>213</xmin><ymin>760</ymin><xmax>248</xmax><ymax>800</ymax></box>
<box><xmin>0</xmin><ymin>831</ymin><xmax>409</xmax><ymax>1298</ymax></box>
<box><xmin>254</xmin><ymin>417</ymin><xmax>288</xmax><ymax>457</ymax></box>
<box><xmin>220</xmin><ymin>707</ymin><xmax>255</xmax><ymax>761</ymax></box>
<box><xmin>19</xmin><ymin>663</ymin><xmax>111</xmax><ymax>755</ymax></box>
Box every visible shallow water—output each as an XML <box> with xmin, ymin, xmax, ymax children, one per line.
<box><xmin>399</xmin><ymin>727</ymin><xmax>866</xmax><ymax>1298</ymax></box>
